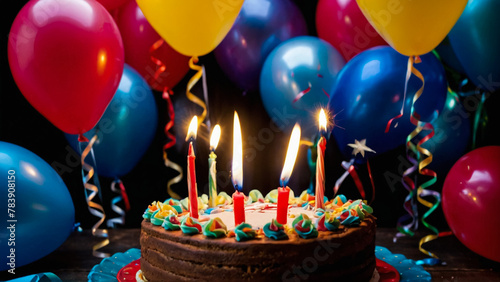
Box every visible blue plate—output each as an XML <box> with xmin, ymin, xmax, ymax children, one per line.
<box><xmin>88</xmin><ymin>248</ymin><xmax>141</xmax><ymax>282</ymax></box>
<box><xmin>375</xmin><ymin>246</ymin><xmax>432</xmax><ymax>281</ymax></box>
<box><xmin>89</xmin><ymin>246</ymin><xmax>431</xmax><ymax>282</ymax></box>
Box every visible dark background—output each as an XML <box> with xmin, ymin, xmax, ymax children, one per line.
<box><xmin>2</xmin><ymin>0</ymin><xmax>500</xmax><ymax>233</ymax></box>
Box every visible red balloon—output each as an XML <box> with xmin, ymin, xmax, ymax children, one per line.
<box><xmin>115</xmin><ymin>0</ymin><xmax>190</xmax><ymax>92</ymax></box>
<box><xmin>315</xmin><ymin>0</ymin><xmax>387</xmax><ymax>61</ymax></box>
<box><xmin>443</xmin><ymin>146</ymin><xmax>500</xmax><ymax>263</ymax></box>
<box><xmin>8</xmin><ymin>0</ymin><xmax>124</xmax><ymax>135</ymax></box>
<box><xmin>97</xmin><ymin>0</ymin><xmax>130</xmax><ymax>12</ymax></box>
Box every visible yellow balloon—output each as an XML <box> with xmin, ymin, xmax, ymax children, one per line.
<box><xmin>136</xmin><ymin>0</ymin><xmax>244</xmax><ymax>57</ymax></box>
<box><xmin>356</xmin><ymin>0</ymin><xmax>468</xmax><ymax>56</ymax></box>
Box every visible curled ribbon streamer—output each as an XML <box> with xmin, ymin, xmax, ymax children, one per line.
<box><xmin>395</xmin><ymin>56</ymin><xmax>422</xmax><ymax>239</ymax></box>
<box><xmin>107</xmin><ymin>179</ymin><xmax>130</xmax><ymax>228</ymax></box>
<box><xmin>347</xmin><ymin>164</ymin><xmax>365</xmax><ymax>199</ymax></box>
<box><xmin>162</xmin><ymin>89</ymin><xmax>183</xmax><ymax>200</ymax></box>
<box><xmin>366</xmin><ymin>160</ymin><xmax>376</xmax><ymax>205</ymax></box>
<box><xmin>150</xmin><ymin>39</ymin><xmax>167</xmax><ymax>84</ymax></box>
<box><xmin>79</xmin><ymin>134</ymin><xmax>110</xmax><ymax>258</ymax></box>
<box><xmin>149</xmin><ymin>40</ymin><xmax>184</xmax><ymax>200</ymax></box>
<box><xmin>396</xmin><ymin>148</ymin><xmax>419</xmax><ymax>239</ymax></box>
<box><xmin>333</xmin><ymin>159</ymin><xmax>370</xmax><ymax>201</ymax></box>
<box><xmin>300</xmin><ymin>140</ymin><xmax>314</xmax><ymax>147</ymax></box>
<box><xmin>333</xmin><ymin>158</ymin><xmax>355</xmax><ymax>196</ymax></box>
<box><xmin>401</xmin><ymin>58</ymin><xmax>442</xmax><ymax>259</ymax></box>
<box><xmin>293</xmin><ymin>85</ymin><xmax>311</xmax><ymax>104</ymax></box>
<box><xmin>202</xmin><ymin>65</ymin><xmax>211</xmax><ymax>129</ymax></box>
<box><xmin>187</xmin><ymin>56</ymin><xmax>207</xmax><ymax>126</ymax></box>
<box><xmin>385</xmin><ymin>56</ymin><xmax>414</xmax><ymax>133</ymax></box>
<box><xmin>472</xmin><ymin>91</ymin><xmax>487</xmax><ymax>149</ymax></box>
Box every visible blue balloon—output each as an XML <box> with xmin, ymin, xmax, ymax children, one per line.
<box><xmin>448</xmin><ymin>0</ymin><xmax>500</xmax><ymax>92</ymax></box>
<box><xmin>420</xmin><ymin>92</ymin><xmax>471</xmax><ymax>175</ymax></box>
<box><xmin>0</xmin><ymin>142</ymin><xmax>75</xmax><ymax>270</ymax></box>
<box><xmin>214</xmin><ymin>0</ymin><xmax>308</xmax><ymax>91</ymax></box>
<box><xmin>328</xmin><ymin>46</ymin><xmax>447</xmax><ymax>160</ymax></box>
<box><xmin>260</xmin><ymin>36</ymin><xmax>346</xmax><ymax>140</ymax></box>
<box><xmin>66</xmin><ymin>64</ymin><xmax>158</xmax><ymax>178</ymax></box>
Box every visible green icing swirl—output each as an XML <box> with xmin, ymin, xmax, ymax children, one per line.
<box><xmin>325</xmin><ymin>212</ymin><xmax>340</xmax><ymax>230</ymax></box>
<box><xmin>263</xmin><ymin>219</ymin><xmax>288</xmax><ymax>240</ymax></box>
<box><xmin>249</xmin><ymin>189</ymin><xmax>264</xmax><ymax>202</ymax></box>
<box><xmin>180</xmin><ymin>197</ymin><xmax>190</xmax><ymax>211</ymax></box>
<box><xmin>180</xmin><ymin>216</ymin><xmax>202</xmax><ymax>235</ymax></box>
<box><xmin>218</xmin><ymin>191</ymin><xmax>232</xmax><ymax>205</ymax></box>
<box><xmin>142</xmin><ymin>208</ymin><xmax>154</xmax><ymax>221</ymax></box>
<box><xmin>151</xmin><ymin>210</ymin><xmax>168</xmax><ymax>226</ymax></box>
<box><xmin>233</xmin><ymin>223</ymin><xmax>257</xmax><ymax>242</ymax></box>
<box><xmin>292</xmin><ymin>214</ymin><xmax>318</xmax><ymax>239</ymax></box>
<box><xmin>265</xmin><ymin>189</ymin><xmax>278</xmax><ymax>203</ymax></box>
<box><xmin>202</xmin><ymin>217</ymin><xmax>227</xmax><ymax>238</ymax></box>
<box><xmin>162</xmin><ymin>214</ymin><xmax>181</xmax><ymax>231</ymax></box>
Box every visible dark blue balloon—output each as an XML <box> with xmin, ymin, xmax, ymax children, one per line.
<box><xmin>420</xmin><ymin>92</ymin><xmax>471</xmax><ymax>175</ymax></box>
<box><xmin>435</xmin><ymin>37</ymin><xmax>465</xmax><ymax>75</ymax></box>
<box><xmin>448</xmin><ymin>0</ymin><xmax>500</xmax><ymax>92</ymax></box>
<box><xmin>260</xmin><ymin>36</ymin><xmax>346</xmax><ymax>141</ymax></box>
<box><xmin>215</xmin><ymin>0</ymin><xmax>308</xmax><ymax>91</ymax></box>
<box><xmin>66</xmin><ymin>64</ymin><xmax>158</xmax><ymax>178</ymax></box>
<box><xmin>329</xmin><ymin>46</ymin><xmax>447</xmax><ymax>160</ymax></box>
<box><xmin>0</xmin><ymin>142</ymin><xmax>75</xmax><ymax>270</ymax></box>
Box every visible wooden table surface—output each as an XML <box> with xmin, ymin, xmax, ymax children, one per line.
<box><xmin>2</xmin><ymin>228</ymin><xmax>499</xmax><ymax>282</ymax></box>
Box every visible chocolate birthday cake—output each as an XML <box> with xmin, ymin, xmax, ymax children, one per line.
<box><xmin>139</xmin><ymin>192</ymin><xmax>377</xmax><ymax>281</ymax></box>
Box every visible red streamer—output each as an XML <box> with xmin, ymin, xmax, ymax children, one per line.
<box><xmin>345</xmin><ymin>164</ymin><xmax>365</xmax><ymax>200</ymax></box>
<box><xmin>150</xmin><ymin>38</ymin><xmax>182</xmax><ymax>200</ymax></box>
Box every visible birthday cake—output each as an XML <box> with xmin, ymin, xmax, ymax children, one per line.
<box><xmin>140</xmin><ymin>191</ymin><xmax>377</xmax><ymax>281</ymax></box>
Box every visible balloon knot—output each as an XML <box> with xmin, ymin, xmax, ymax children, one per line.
<box><xmin>162</xmin><ymin>87</ymin><xmax>173</xmax><ymax>99</ymax></box>
<box><xmin>78</xmin><ymin>134</ymin><xmax>89</xmax><ymax>143</ymax></box>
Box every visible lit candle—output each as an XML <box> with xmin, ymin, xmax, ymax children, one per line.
<box><xmin>232</xmin><ymin>111</ymin><xmax>245</xmax><ymax>225</ymax></box>
<box><xmin>186</xmin><ymin>116</ymin><xmax>199</xmax><ymax>219</ymax></box>
<box><xmin>208</xmin><ymin>125</ymin><xmax>221</xmax><ymax>208</ymax></box>
<box><xmin>315</xmin><ymin>109</ymin><xmax>327</xmax><ymax>210</ymax></box>
<box><xmin>277</xmin><ymin>123</ymin><xmax>301</xmax><ymax>225</ymax></box>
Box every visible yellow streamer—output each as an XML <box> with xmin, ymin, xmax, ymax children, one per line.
<box><xmin>187</xmin><ymin>56</ymin><xmax>207</xmax><ymax>126</ymax></box>
<box><xmin>419</xmin><ymin>234</ymin><xmax>439</xmax><ymax>259</ymax></box>
<box><xmin>81</xmin><ymin>134</ymin><xmax>109</xmax><ymax>258</ymax></box>
<box><xmin>300</xmin><ymin>140</ymin><xmax>314</xmax><ymax>147</ymax></box>
<box><xmin>164</xmin><ymin>150</ymin><xmax>183</xmax><ymax>200</ymax></box>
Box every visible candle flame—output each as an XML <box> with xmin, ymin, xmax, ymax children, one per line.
<box><xmin>280</xmin><ymin>123</ymin><xmax>301</xmax><ymax>187</ymax></box>
<box><xmin>232</xmin><ymin>112</ymin><xmax>243</xmax><ymax>191</ymax></box>
<box><xmin>319</xmin><ymin>108</ymin><xmax>327</xmax><ymax>132</ymax></box>
<box><xmin>186</xmin><ymin>116</ymin><xmax>198</xmax><ymax>141</ymax></box>
<box><xmin>210</xmin><ymin>124</ymin><xmax>221</xmax><ymax>151</ymax></box>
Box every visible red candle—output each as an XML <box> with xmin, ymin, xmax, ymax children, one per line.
<box><xmin>277</xmin><ymin>123</ymin><xmax>301</xmax><ymax>225</ymax></box>
<box><xmin>187</xmin><ymin>142</ymin><xmax>198</xmax><ymax>218</ymax></box>
<box><xmin>232</xmin><ymin>190</ymin><xmax>245</xmax><ymax>225</ymax></box>
<box><xmin>232</xmin><ymin>112</ymin><xmax>245</xmax><ymax>226</ymax></box>
<box><xmin>277</xmin><ymin>187</ymin><xmax>290</xmax><ymax>225</ymax></box>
